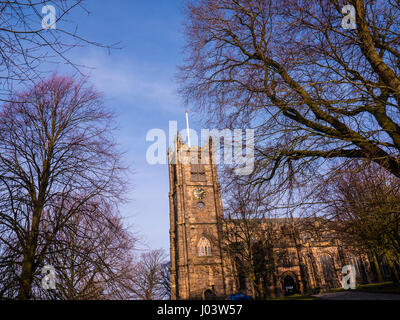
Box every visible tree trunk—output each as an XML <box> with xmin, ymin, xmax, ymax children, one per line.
<box><xmin>372</xmin><ymin>252</ymin><xmax>383</xmax><ymax>283</ymax></box>
<box><xmin>385</xmin><ymin>251</ymin><xmax>399</xmax><ymax>285</ymax></box>
<box><xmin>17</xmin><ymin>246</ymin><xmax>35</xmax><ymax>299</ymax></box>
<box><xmin>17</xmin><ymin>206</ymin><xmax>42</xmax><ymax>299</ymax></box>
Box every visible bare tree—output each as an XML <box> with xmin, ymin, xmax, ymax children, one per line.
<box><xmin>160</xmin><ymin>261</ymin><xmax>171</xmax><ymax>300</ymax></box>
<box><xmin>212</xmin><ymin>175</ymin><xmax>281</xmax><ymax>299</ymax></box>
<box><xmin>129</xmin><ymin>249</ymin><xmax>168</xmax><ymax>300</ymax></box>
<box><xmin>0</xmin><ymin>75</ymin><xmax>127</xmax><ymax>299</ymax></box>
<box><xmin>0</xmin><ymin>0</ymin><xmax>113</xmax><ymax>101</ymax></box>
<box><xmin>31</xmin><ymin>200</ymin><xmax>136</xmax><ymax>300</ymax></box>
<box><xmin>179</xmin><ymin>0</ymin><xmax>400</xmax><ymax>180</ymax></box>
<box><xmin>319</xmin><ymin>162</ymin><xmax>400</xmax><ymax>284</ymax></box>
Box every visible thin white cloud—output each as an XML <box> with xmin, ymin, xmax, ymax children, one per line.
<box><xmin>77</xmin><ymin>51</ymin><xmax>183</xmax><ymax>114</ymax></box>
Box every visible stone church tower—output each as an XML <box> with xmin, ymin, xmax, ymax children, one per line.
<box><xmin>168</xmin><ymin>136</ymin><xmax>227</xmax><ymax>300</ymax></box>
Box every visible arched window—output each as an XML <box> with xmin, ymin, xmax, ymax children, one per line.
<box><xmin>320</xmin><ymin>254</ymin><xmax>335</xmax><ymax>282</ymax></box>
<box><xmin>198</xmin><ymin>237</ymin><xmax>212</xmax><ymax>256</ymax></box>
<box><xmin>278</xmin><ymin>250</ymin><xmax>294</xmax><ymax>268</ymax></box>
<box><xmin>349</xmin><ymin>254</ymin><xmax>360</xmax><ymax>276</ymax></box>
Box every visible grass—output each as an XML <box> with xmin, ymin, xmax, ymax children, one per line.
<box><xmin>323</xmin><ymin>281</ymin><xmax>400</xmax><ymax>295</ymax></box>
<box><xmin>352</xmin><ymin>282</ymin><xmax>400</xmax><ymax>294</ymax></box>
<box><xmin>268</xmin><ymin>282</ymin><xmax>400</xmax><ymax>300</ymax></box>
<box><xmin>268</xmin><ymin>294</ymin><xmax>321</xmax><ymax>300</ymax></box>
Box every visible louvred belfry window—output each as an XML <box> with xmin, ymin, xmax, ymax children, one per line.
<box><xmin>190</xmin><ymin>151</ymin><xmax>206</xmax><ymax>182</ymax></box>
<box><xmin>191</xmin><ymin>162</ymin><xmax>206</xmax><ymax>182</ymax></box>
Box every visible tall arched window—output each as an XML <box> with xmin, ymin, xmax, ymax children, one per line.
<box><xmin>320</xmin><ymin>254</ymin><xmax>335</xmax><ymax>282</ymax></box>
<box><xmin>349</xmin><ymin>254</ymin><xmax>360</xmax><ymax>276</ymax></box>
<box><xmin>198</xmin><ymin>237</ymin><xmax>212</xmax><ymax>256</ymax></box>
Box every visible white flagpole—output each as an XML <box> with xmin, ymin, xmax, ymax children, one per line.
<box><xmin>185</xmin><ymin>110</ymin><xmax>191</xmax><ymax>147</ymax></box>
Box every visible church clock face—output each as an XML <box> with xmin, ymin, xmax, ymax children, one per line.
<box><xmin>194</xmin><ymin>187</ymin><xmax>206</xmax><ymax>200</ymax></box>
<box><xmin>197</xmin><ymin>201</ymin><xmax>205</xmax><ymax>210</ymax></box>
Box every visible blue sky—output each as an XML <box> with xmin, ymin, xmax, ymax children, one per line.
<box><xmin>55</xmin><ymin>0</ymin><xmax>203</xmax><ymax>254</ymax></box>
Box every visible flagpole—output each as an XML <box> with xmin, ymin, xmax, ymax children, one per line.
<box><xmin>185</xmin><ymin>110</ymin><xmax>191</xmax><ymax>148</ymax></box>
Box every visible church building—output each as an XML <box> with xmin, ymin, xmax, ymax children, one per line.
<box><xmin>168</xmin><ymin>136</ymin><xmax>383</xmax><ymax>299</ymax></box>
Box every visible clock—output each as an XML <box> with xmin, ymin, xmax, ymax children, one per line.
<box><xmin>194</xmin><ymin>187</ymin><xmax>206</xmax><ymax>200</ymax></box>
<box><xmin>197</xmin><ymin>201</ymin><xmax>205</xmax><ymax>210</ymax></box>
